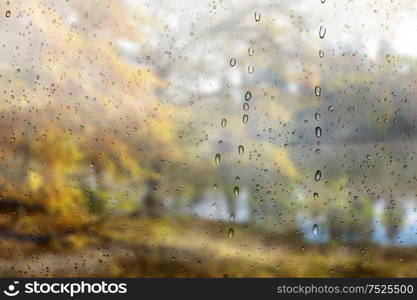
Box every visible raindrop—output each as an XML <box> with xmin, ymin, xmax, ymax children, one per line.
<box><xmin>238</xmin><ymin>145</ymin><xmax>244</xmax><ymax>155</ymax></box>
<box><xmin>319</xmin><ymin>26</ymin><xmax>326</xmax><ymax>39</ymax></box>
<box><xmin>312</xmin><ymin>224</ymin><xmax>319</xmax><ymax>236</ymax></box>
<box><xmin>314</xmin><ymin>85</ymin><xmax>321</xmax><ymax>97</ymax></box>
<box><xmin>321</xmin><ymin>0</ymin><xmax>326</xmax><ymax>3</ymax></box>
<box><xmin>230</xmin><ymin>214</ymin><xmax>235</xmax><ymax>222</ymax></box>
<box><xmin>221</xmin><ymin>118</ymin><xmax>227</xmax><ymax>128</ymax></box>
<box><xmin>212</xmin><ymin>202</ymin><xmax>217</xmax><ymax>210</ymax></box>
<box><xmin>254</xmin><ymin>12</ymin><xmax>261</xmax><ymax>22</ymax></box>
<box><xmin>315</xmin><ymin>113</ymin><xmax>320</xmax><ymax>121</ymax></box>
<box><xmin>5</xmin><ymin>10</ymin><xmax>10</xmax><ymax>18</ymax></box>
<box><xmin>235</xmin><ymin>176</ymin><xmax>240</xmax><ymax>182</ymax></box>
<box><xmin>215</xmin><ymin>153</ymin><xmax>221</xmax><ymax>165</ymax></box>
<box><xmin>243</xmin><ymin>103</ymin><xmax>249</xmax><ymax>111</ymax></box>
<box><xmin>230</xmin><ymin>58</ymin><xmax>236</xmax><ymax>67</ymax></box>
<box><xmin>245</xmin><ymin>90</ymin><xmax>252</xmax><ymax>101</ymax></box>
<box><xmin>233</xmin><ymin>186</ymin><xmax>240</xmax><ymax>197</ymax></box>
<box><xmin>242</xmin><ymin>114</ymin><xmax>249</xmax><ymax>124</ymax></box>
<box><xmin>248</xmin><ymin>65</ymin><xmax>254</xmax><ymax>74</ymax></box>
<box><xmin>315</xmin><ymin>126</ymin><xmax>321</xmax><ymax>138</ymax></box>
<box><xmin>315</xmin><ymin>170</ymin><xmax>322</xmax><ymax>181</ymax></box>
<box><xmin>319</xmin><ymin>50</ymin><xmax>324</xmax><ymax>58</ymax></box>
<box><xmin>315</xmin><ymin>148</ymin><xmax>320</xmax><ymax>155</ymax></box>
<box><xmin>248</xmin><ymin>47</ymin><xmax>254</xmax><ymax>56</ymax></box>
<box><xmin>228</xmin><ymin>228</ymin><xmax>235</xmax><ymax>238</ymax></box>
<box><xmin>313</xmin><ymin>192</ymin><xmax>319</xmax><ymax>201</ymax></box>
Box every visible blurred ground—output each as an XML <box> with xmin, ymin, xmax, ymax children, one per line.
<box><xmin>0</xmin><ymin>216</ymin><xmax>416</xmax><ymax>277</ymax></box>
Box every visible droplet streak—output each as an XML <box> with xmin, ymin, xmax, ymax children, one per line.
<box><xmin>234</xmin><ymin>186</ymin><xmax>240</xmax><ymax>197</ymax></box>
<box><xmin>312</xmin><ymin>224</ymin><xmax>318</xmax><ymax>236</ymax></box>
<box><xmin>314</xmin><ymin>85</ymin><xmax>321</xmax><ymax>97</ymax></box>
<box><xmin>221</xmin><ymin>118</ymin><xmax>227</xmax><ymax>128</ymax></box>
<box><xmin>215</xmin><ymin>153</ymin><xmax>221</xmax><ymax>165</ymax></box>
<box><xmin>243</xmin><ymin>114</ymin><xmax>249</xmax><ymax>124</ymax></box>
<box><xmin>319</xmin><ymin>26</ymin><xmax>326</xmax><ymax>39</ymax></box>
<box><xmin>238</xmin><ymin>145</ymin><xmax>244</xmax><ymax>155</ymax></box>
<box><xmin>315</xmin><ymin>170</ymin><xmax>322</xmax><ymax>181</ymax></box>
<box><xmin>315</xmin><ymin>126</ymin><xmax>321</xmax><ymax>138</ymax></box>
<box><xmin>245</xmin><ymin>91</ymin><xmax>252</xmax><ymax>101</ymax></box>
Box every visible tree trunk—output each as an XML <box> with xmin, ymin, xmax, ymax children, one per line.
<box><xmin>142</xmin><ymin>160</ymin><xmax>164</xmax><ymax>217</ymax></box>
<box><xmin>143</xmin><ymin>176</ymin><xmax>163</xmax><ymax>216</ymax></box>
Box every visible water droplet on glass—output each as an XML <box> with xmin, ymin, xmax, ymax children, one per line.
<box><xmin>248</xmin><ymin>65</ymin><xmax>254</xmax><ymax>74</ymax></box>
<box><xmin>321</xmin><ymin>0</ymin><xmax>326</xmax><ymax>3</ymax></box>
<box><xmin>315</xmin><ymin>126</ymin><xmax>321</xmax><ymax>138</ymax></box>
<box><xmin>235</xmin><ymin>176</ymin><xmax>240</xmax><ymax>182</ymax></box>
<box><xmin>230</xmin><ymin>213</ymin><xmax>235</xmax><ymax>222</ymax></box>
<box><xmin>312</xmin><ymin>224</ymin><xmax>318</xmax><ymax>236</ymax></box>
<box><xmin>245</xmin><ymin>90</ymin><xmax>252</xmax><ymax>101</ymax></box>
<box><xmin>315</xmin><ymin>170</ymin><xmax>322</xmax><ymax>181</ymax></box>
<box><xmin>234</xmin><ymin>186</ymin><xmax>240</xmax><ymax>197</ymax></box>
<box><xmin>230</xmin><ymin>58</ymin><xmax>236</xmax><ymax>67</ymax></box>
<box><xmin>221</xmin><ymin>118</ymin><xmax>227</xmax><ymax>128</ymax></box>
<box><xmin>212</xmin><ymin>202</ymin><xmax>217</xmax><ymax>210</ymax></box>
<box><xmin>228</xmin><ymin>228</ymin><xmax>234</xmax><ymax>238</ymax></box>
<box><xmin>238</xmin><ymin>145</ymin><xmax>244</xmax><ymax>155</ymax></box>
<box><xmin>248</xmin><ymin>47</ymin><xmax>254</xmax><ymax>56</ymax></box>
<box><xmin>215</xmin><ymin>153</ymin><xmax>221</xmax><ymax>165</ymax></box>
<box><xmin>313</xmin><ymin>192</ymin><xmax>319</xmax><ymax>201</ymax></box>
<box><xmin>315</xmin><ymin>148</ymin><xmax>320</xmax><ymax>154</ymax></box>
<box><xmin>242</xmin><ymin>114</ymin><xmax>249</xmax><ymax>124</ymax></box>
<box><xmin>319</xmin><ymin>50</ymin><xmax>324</xmax><ymax>58</ymax></box>
<box><xmin>315</xmin><ymin>113</ymin><xmax>320</xmax><ymax>121</ymax></box>
<box><xmin>243</xmin><ymin>103</ymin><xmax>249</xmax><ymax>111</ymax></box>
<box><xmin>319</xmin><ymin>26</ymin><xmax>326</xmax><ymax>39</ymax></box>
<box><xmin>254</xmin><ymin>12</ymin><xmax>261</xmax><ymax>22</ymax></box>
<box><xmin>5</xmin><ymin>10</ymin><xmax>10</xmax><ymax>18</ymax></box>
<box><xmin>314</xmin><ymin>85</ymin><xmax>321</xmax><ymax>97</ymax></box>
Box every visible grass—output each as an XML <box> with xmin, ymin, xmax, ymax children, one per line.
<box><xmin>0</xmin><ymin>215</ymin><xmax>416</xmax><ymax>277</ymax></box>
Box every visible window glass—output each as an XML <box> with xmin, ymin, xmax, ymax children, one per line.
<box><xmin>1</xmin><ymin>0</ymin><xmax>417</xmax><ymax>277</ymax></box>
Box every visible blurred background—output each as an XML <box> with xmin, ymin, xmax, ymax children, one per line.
<box><xmin>1</xmin><ymin>0</ymin><xmax>417</xmax><ymax>277</ymax></box>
